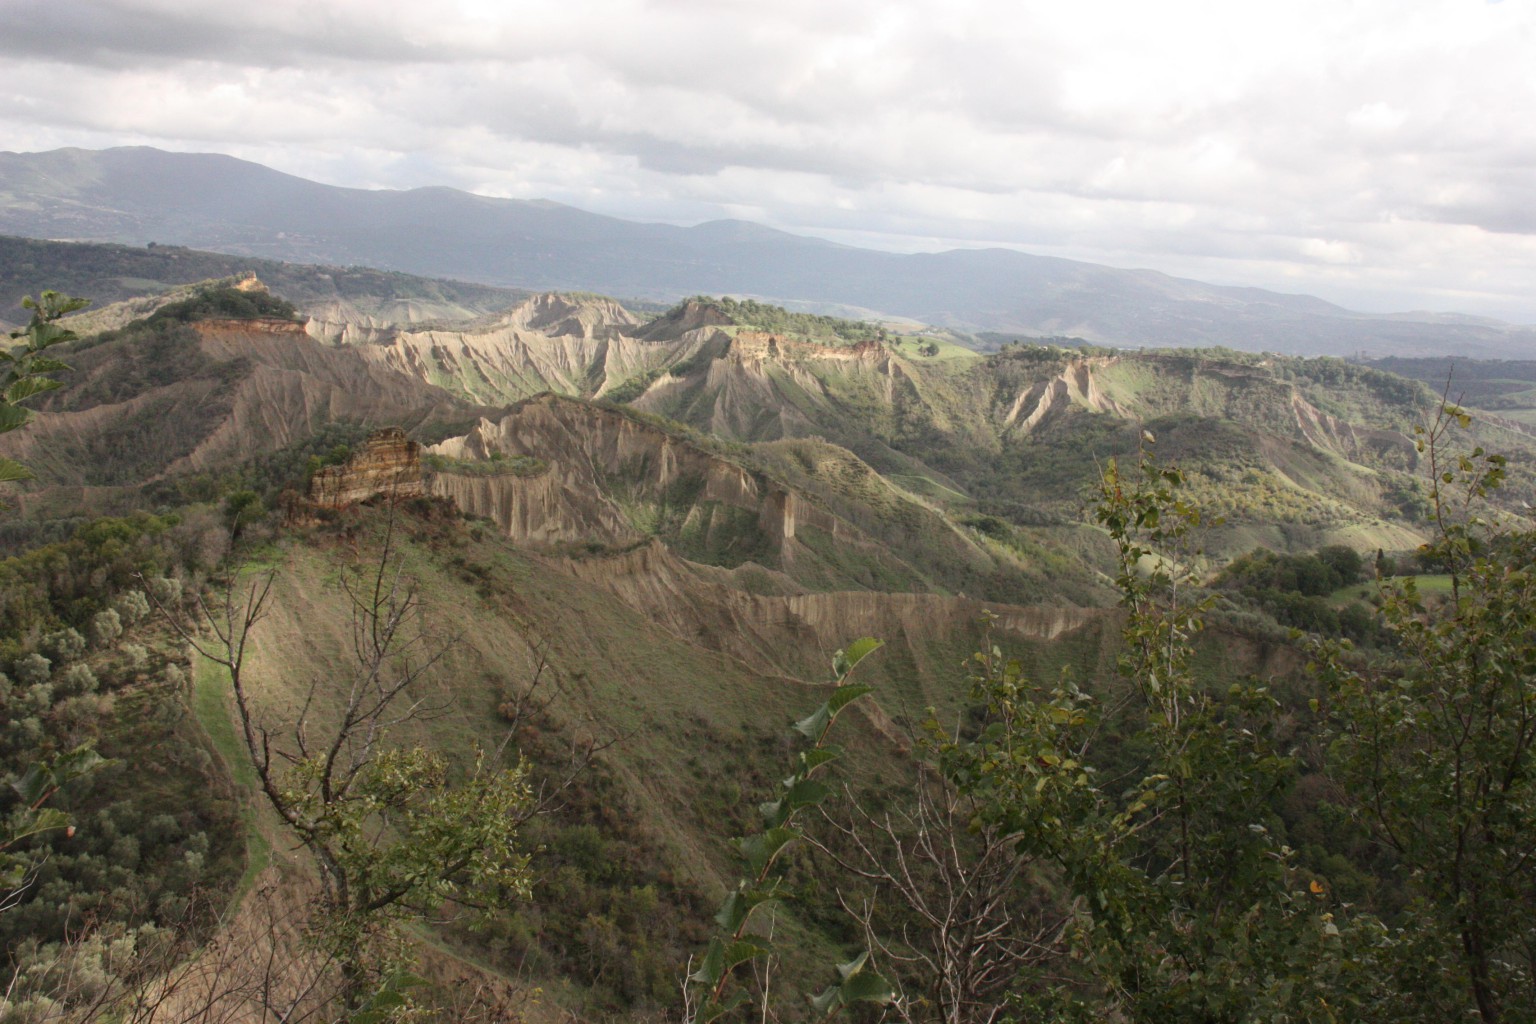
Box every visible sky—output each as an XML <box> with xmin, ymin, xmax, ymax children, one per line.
<box><xmin>3</xmin><ymin>0</ymin><xmax>1536</xmax><ymax>322</ymax></box>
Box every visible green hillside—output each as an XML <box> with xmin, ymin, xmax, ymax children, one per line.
<box><xmin>6</xmin><ymin>270</ymin><xmax>1536</xmax><ymax>1023</ymax></box>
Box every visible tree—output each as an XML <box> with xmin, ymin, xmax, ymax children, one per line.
<box><xmin>683</xmin><ymin>639</ymin><xmax>894</xmax><ymax>1024</ymax></box>
<box><xmin>1</xmin><ymin>291</ymin><xmax>88</xmax><ymax>496</ymax></box>
<box><xmin>222</xmin><ymin>488</ymin><xmax>263</xmax><ymax>542</ymax></box>
<box><xmin>1</xmin><ymin>291</ymin><xmax>100</xmax><ymax>915</ymax></box>
<box><xmin>161</xmin><ymin>512</ymin><xmax>533</xmax><ymax>1007</ymax></box>
<box><xmin>1315</xmin><ymin>403</ymin><xmax>1536</xmax><ymax>1024</ymax></box>
<box><xmin>813</xmin><ymin>700</ymin><xmax>1071</xmax><ymax>1024</ymax></box>
<box><xmin>938</xmin><ymin>440</ymin><xmax>1345</xmax><ymax>1022</ymax></box>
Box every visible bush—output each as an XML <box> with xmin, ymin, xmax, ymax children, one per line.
<box><xmin>40</xmin><ymin>628</ymin><xmax>87</xmax><ymax>663</ymax></box>
<box><xmin>90</xmin><ymin>609</ymin><xmax>123</xmax><ymax>648</ymax></box>
<box><xmin>13</xmin><ymin>652</ymin><xmax>51</xmax><ymax>687</ymax></box>
<box><xmin>147</xmin><ymin>577</ymin><xmax>182</xmax><ymax>608</ymax></box>
<box><xmin>115</xmin><ymin>590</ymin><xmax>150</xmax><ymax>626</ymax></box>
<box><xmin>145</xmin><ymin>285</ymin><xmax>299</xmax><ymax>325</ymax></box>
<box><xmin>119</xmin><ymin>644</ymin><xmax>149</xmax><ymax>673</ymax></box>
<box><xmin>54</xmin><ymin>663</ymin><xmax>99</xmax><ymax>699</ymax></box>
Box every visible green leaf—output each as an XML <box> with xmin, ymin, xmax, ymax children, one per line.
<box><xmin>841</xmin><ymin>637</ymin><xmax>883</xmax><ymax>673</ymax></box>
<box><xmin>722</xmin><ymin>937</ymin><xmax>772</xmax><ymax>972</ymax></box>
<box><xmin>836</xmin><ymin>951</ymin><xmax>870</xmax><ymax>980</ymax></box>
<box><xmin>826</xmin><ymin>683</ymin><xmax>874</xmax><ymax>719</ymax></box>
<box><xmin>832</xmin><ymin>637</ymin><xmax>883</xmax><ymax>678</ymax></box>
<box><xmin>759</xmin><ymin>797</ymin><xmax>788</xmax><ymax>828</ymax></box>
<box><xmin>793</xmin><ymin>702</ymin><xmax>832</xmax><ymax>742</ymax></box>
<box><xmin>55</xmin><ymin>746</ymin><xmax>105</xmax><ymax>781</ymax></box>
<box><xmin>0</xmin><ymin>457</ymin><xmax>33</xmax><ymax>483</ymax></box>
<box><xmin>839</xmin><ymin>970</ymin><xmax>895</xmax><ymax>1004</ymax></box>
<box><xmin>809</xmin><ymin>984</ymin><xmax>842</xmax><ymax>1015</ymax></box>
<box><xmin>782</xmin><ymin>777</ymin><xmax>829</xmax><ymax>811</ymax></box>
<box><xmin>810</xmin><ymin>954</ymin><xmax>895</xmax><ymax>1015</ymax></box>
<box><xmin>5</xmin><ymin>377</ymin><xmax>62</xmax><ymax>404</ymax></box>
<box><xmin>689</xmin><ymin>937</ymin><xmax>726</xmax><ymax>985</ymax></box>
<box><xmin>13</xmin><ymin>807</ymin><xmax>68</xmax><ymax>841</ymax></box>
<box><xmin>22</xmin><ymin>356</ymin><xmax>71</xmax><ymax>375</ymax></box>
<box><xmin>800</xmin><ymin>746</ymin><xmax>842</xmax><ymax>773</ymax></box>
<box><xmin>739</xmin><ymin>826</ymin><xmax>800</xmax><ymax>876</ymax></box>
<box><xmin>11</xmin><ymin>761</ymin><xmax>53</xmax><ymax>806</ymax></box>
<box><xmin>699</xmin><ymin>989</ymin><xmax>752</xmax><ymax>1024</ymax></box>
<box><xmin>0</xmin><ymin>404</ymin><xmax>30</xmax><ymax>435</ymax></box>
<box><xmin>714</xmin><ymin>887</ymin><xmax>778</xmax><ymax>931</ymax></box>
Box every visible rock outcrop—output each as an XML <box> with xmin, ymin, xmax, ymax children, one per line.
<box><xmin>426</xmin><ymin>394</ymin><xmax>969</xmax><ymax>592</ymax></box>
<box><xmin>191</xmin><ymin>316</ymin><xmax>308</xmax><ymax>337</ymax></box>
<box><xmin>428</xmin><ymin>395</ymin><xmax>818</xmax><ymax>550</ymax></box>
<box><xmin>309</xmin><ymin>427</ymin><xmax>425</xmax><ymax>508</ymax></box>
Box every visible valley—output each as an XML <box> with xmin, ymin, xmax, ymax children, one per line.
<box><xmin>2</xmin><ymin>256</ymin><xmax>1534</xmax><ymax>1024</ymax></box>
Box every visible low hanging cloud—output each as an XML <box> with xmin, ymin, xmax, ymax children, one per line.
<box><xmin>2</xmin><ymin>0</ymin><xmax>1534</xmax><ymax>320</ymax></box>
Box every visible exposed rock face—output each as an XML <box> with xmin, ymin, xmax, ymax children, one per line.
<box><xmin>334</xmin><ymin>293</ymin><xmax>713</xmax><ymax>407</ymax></box>
<box><xmin>309</xmin><ymin>427</ymin><xmax>425</xmax><ymax>508</ymax></box>
<box><xmin>428</xmin><ymin>395</ymin><xmax>823</xmax><ymax>550</ymax></box>
<box><xmin>633</xmin><ymin>299</ymin><xmax>733</xmax><ymax>339</ymax></box>
<box><xmin>1001</xmin><ymin>357</ymin><xmax>1130</xmax><ymax>435</ymax></box>
<box><xmin>191</xmin><ymin>316</ymin><xmax>308</xmax><ymax>337</ymax></box>
<box><xmin>3</xmin><ymin>317</ymin><xmax>481</xmax><ymax>504</ymax></box>
<box><xmin>503</xmin><ymin>292</ymin><xmax>641</xmax><ymax>337</ymax></box>
<box><xmin>726</xmin><ymin>332</ymin><xmax>888</xmax><ymax>366</ymax></box>
<box><xmin>426</xmin><ymin>394</ymin><xmax>959</xmax><ymax>591</ymax></box>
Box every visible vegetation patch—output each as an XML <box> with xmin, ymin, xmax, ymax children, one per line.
<box><xmin>422</xmin><ymin>451</ymin><xmax>548</xmax><ymax>477</ymax></box>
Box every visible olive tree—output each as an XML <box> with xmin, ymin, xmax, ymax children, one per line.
<box><xmin>1</xmin><ymin>292</ymin><xmax>99</xmax><ymax>912</ymax></box>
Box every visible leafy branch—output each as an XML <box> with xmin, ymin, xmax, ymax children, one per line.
<box><xmin>1</xmin><ymin>291</ymin><xmax>89</xmax><ymax>490</ymax></box>
<box><xmin>686</xmin><ymin>637</ymin><xmax>895</xmax><ymax>1024</ymax></box>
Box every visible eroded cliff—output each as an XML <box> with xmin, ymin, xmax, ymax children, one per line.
<box><xmin>308</xmin><ymin>427</ymin><xmax>425</xmax><ymax>508</ymax></box>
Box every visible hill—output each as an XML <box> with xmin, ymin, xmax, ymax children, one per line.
<box><xmin>0</xmin><ymin>234</ymin><xmax>534</xmax><ymax>334</ymax></box>
<box><xmin>12</xmin><ymin>281</ymin><xmax>1517</xmax><ymax>573</ymax></box>
<box><xmin>337</xmin><ymin>292</ymin><xmax>1482</xmax><ymax>561</ymax></box>
<box><xmin>5</xmin><ymin>148</ymin><xmax>1536</xmax><ymax>356</ymax></box>
<box><xmin>6</xmin><ymin>274</ymin><xmax>1536</xmax><ymax>1021</ymax></box>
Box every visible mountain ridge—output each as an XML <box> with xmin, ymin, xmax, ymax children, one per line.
<box><xmin>5</xmin><ymin>147</ymin><xmax>1536</xmax><ymax>356</ymax></box>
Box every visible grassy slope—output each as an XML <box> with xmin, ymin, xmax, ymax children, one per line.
<box><xmin>187</xmin><ymin>502</ymin><xmax>1313</xmax><ymax>1019</ymax></box>
<box><xmin>194</xmin><ymin>505</ymin><xmax>1128</xmax><ymax>1012</ymax></box>
<box><xmin>221</xmin><ymin>519</ymin><xmax>859</xmax><ymax>998</ymax></box>
<box><xmin>191</xmin><ymin>655</ymin><xmax>272</xmax><ymax>900</ymax></box>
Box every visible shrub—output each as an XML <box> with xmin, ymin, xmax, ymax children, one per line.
<box><xmin>13</xmin><ymin>652</ymin><xmax>51</xmax><ymax>687</ymax></box>
<box><xmin>54</xmin><ymin>663</ymin><xmax>99</xmax><ymax>699</ymax></box>
<box><xmin>115</xmin><ymin>590</ymin><xmax>150</xmax><ymax>626</ymax></box>
<box><xmin>119</xmin><ymin>644</ymin><xmax>149</xmax><ymax>673</ymax></box>
<box><xmin>40</xmin><ymin>628</ymin><xmax>87</xmax><ymax>663</ymax></box>
<box><xmin>147</xmin><ymin>577</ymin><xmax>182</xmax><ymax>607</ymax></box>
<box><xmin>90</xmin><ymin>608</ymin><xmax>123</xmax><ymax>648</ymax></box>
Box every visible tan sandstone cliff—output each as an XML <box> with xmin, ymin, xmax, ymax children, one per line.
<box><xmin>308</xmin><ymin>427</ymin><xmax>425</xmax><ymax>508</ymax></box>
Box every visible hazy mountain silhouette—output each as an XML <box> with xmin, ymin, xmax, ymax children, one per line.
<box><xmin>3</xmin><ymin>146</ymin><xmax>1532</xmax><ymax>357</ymax></box>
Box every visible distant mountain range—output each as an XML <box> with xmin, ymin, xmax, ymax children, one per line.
<box><xmin>3</xmin><ymin>145</ymin><xmax>1534</xmax><ymax>358</ymax></box>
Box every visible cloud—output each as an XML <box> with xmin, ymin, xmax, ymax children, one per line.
<box><xmin>1</xmin><ymin>0</ymin><xmax>1534</xmax><ymax>321</ymax></box>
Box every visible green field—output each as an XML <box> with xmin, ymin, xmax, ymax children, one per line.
<box><xmin>192</xmin><ymin>655</ymin><xmax>272</xmax><ymax>899</ymax></box>
<box><xmin>1328</xmin><ymin>573</ymin><xmax>1454</xmax><ymax>607</ymax></box>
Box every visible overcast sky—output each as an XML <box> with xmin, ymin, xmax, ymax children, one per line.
<box><xmin>4</xmin><ymin>0</ymin><xmax>1535</xmax><ymax>321</ymax></box>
